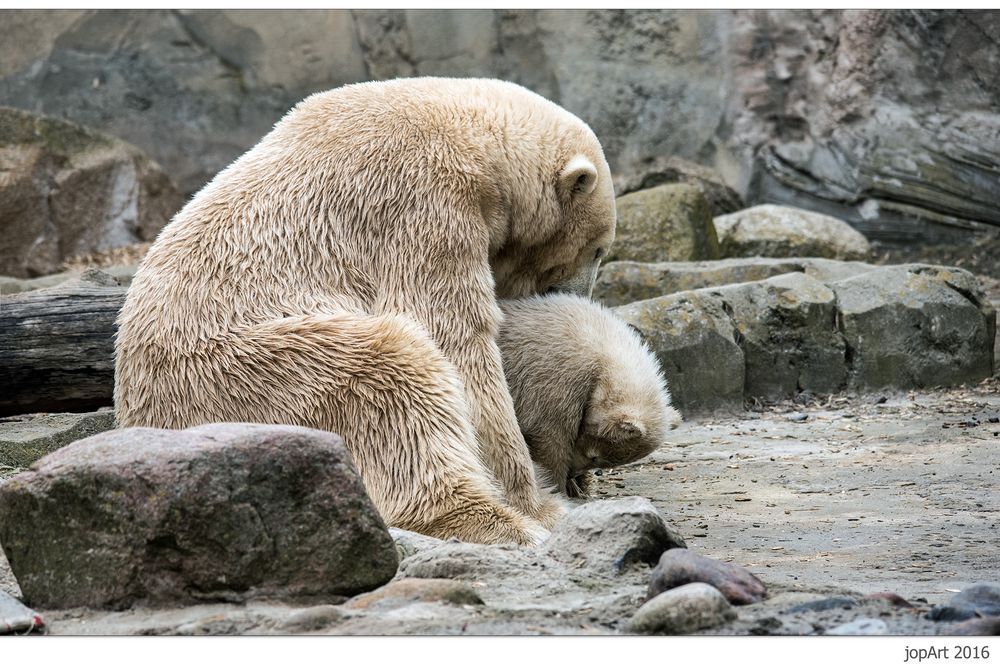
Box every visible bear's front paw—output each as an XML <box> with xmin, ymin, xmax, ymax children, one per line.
<box><xmin>565</xmin><ymin>471</ymin><xmax>594</xmax><ymax>499</ymax></box>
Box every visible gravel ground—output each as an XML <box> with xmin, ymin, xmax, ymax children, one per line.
<box><xmin>3</xmin><ymin>378</ymin><xmax>997</xmax><ymax>635</ymax></box>
<box><xmin>600</xmin><ymin>377</ymin><xmax>1000</xmax><ymax>608</ymax></box>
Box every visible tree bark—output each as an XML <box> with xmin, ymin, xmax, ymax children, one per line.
<box><xmin>0</xmin><ymin>272</ymin><xmax>124</xmax><ymax>416</ymax></box>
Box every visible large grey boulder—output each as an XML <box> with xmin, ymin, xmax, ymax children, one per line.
<box><xmin>831</xmin><ymin>265</ymin><xmax>996</xmax><ymax>390</ymax></box>
<box><xmin>0</xmin><ymin>424</ymin><xmax>398</xmax><ymax>609</ymax></box>
<box><xmin>0</xmin><ymin>410</ymin><xmax>115</xmax><ymax>469</ymax></box>
<box><xmin>615</xmin><ymin>292</ymin><xmax>744</xmax><ymax>413</ymax></box>
<box><xmin>713</xmin><ymin>272</ymin><xmax>846</xmax><ymax>399</ymax></box>
<box><xmin>713</xmin><ymin>204</ymin><xmax>871</xmax><ymax>261</ymax></box>
<box><xmin>607</xmin><ymin>184</ymin><xmax>720</xmax><ymax>263</ymax></box>
<box><xmin>0</xmin><ymin>106</ymin><xmax>182</xmax><ymax>278</ymax></box>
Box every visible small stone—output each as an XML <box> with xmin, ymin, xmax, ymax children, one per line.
<box><xmin>543</xmin><ymin>497</ymin><xmax>686</xmax><ymax>573</ymax></box>
<box><xmin>928</xmin><ymin>583</ymin><xmax>1000</xmax><ymax>622</ymax></box>
<box><xmin>278</xmin><ymin>605</ymin><xmax>345</xmax><ymax>632</ymax></box>
<box><xmin>949</xmin><ymin>616</ymin><xmax>1000</xmax><ymax>636</ymax></box>
<box><xmin>788</xmin><ymin>413</ymin><xmax>809</xmax><ymax>423</ymax></box>
<box><xmin>862</xmin><ymin>592</ymin><xmax>914</xmax><ymax>608</ymax></box>
<box><xmin>389</xmin><ymin>528</ymin><xmax>446</xmax><ymax>561</ymax></box>
<box><xmin>0</xmin><ymin>591</ymin><xmax>44</xmax><ymax>634</ymax></box>
<box><xmin>648</xmin><ymin>548</ymin><xmax>766</xmax><ymax>605</ymax></box>
<box><xmin>345</xmin><ymin>578</ymin><xmax>484</xmax><ymax>610</ymax></box>
<box><xmin>626</xmin><ymin>582</ymin><xmax>736</xmax><ymax>634</ymax></box>
<box><xmin>827</xmin><ymin>617</ymin><xmax>889</xmax><ymax>635</ymax></box>
<box><xmin>784</xmin><ymin>596</ymin><xmax>857</xmax><ymax>613</ymax></box>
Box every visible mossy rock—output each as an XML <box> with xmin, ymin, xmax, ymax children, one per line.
<box><xmin>607</xmin><ymin>184</ymin><xmax>720</xmax><ymax>264</ymax></box>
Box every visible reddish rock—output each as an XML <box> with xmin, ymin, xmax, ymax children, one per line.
<box><xmin>0</xmin><ymin>423</ymin><xmax>398</xmax><ymax>609</ymax></box>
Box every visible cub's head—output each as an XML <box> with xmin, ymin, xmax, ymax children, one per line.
<box><xmin>570</xmin><ymin>326</ymin><xmax>682</xmax><ymax>476</ymax></box>
<box><xmin>491</xmin><ymin>124</ymin><xmax>616</xmax><ymax>300</ymax></box>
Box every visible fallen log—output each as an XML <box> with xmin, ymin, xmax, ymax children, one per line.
<box><xmin>0</xmin><ymin>271</ymin><xmax>125</xmax><ymax>416</ymax></box>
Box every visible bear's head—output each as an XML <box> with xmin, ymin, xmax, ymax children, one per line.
<box><xmin>490</xmin><ymin>125</ymin><xmax>616</xmax><ymax>300</ymax></box>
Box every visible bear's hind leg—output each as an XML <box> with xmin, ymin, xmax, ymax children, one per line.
<box><xmin>204</xmin><ymin>311</ymin><xmax>548</xmax><ymax>546</ymax></box>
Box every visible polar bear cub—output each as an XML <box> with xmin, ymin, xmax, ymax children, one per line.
<box><xmin>498</xmin><ymin>294</ymin><xmax>681</xmax><ymax>497</ymax></box>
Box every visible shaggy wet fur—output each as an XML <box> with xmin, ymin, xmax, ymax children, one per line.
<box><xmin>114</xmin><ymin>78</ymin><xmax>616</xmax><ymax>545</ymax></box>
<box><xmin>499</xmin><ymin>294</ymin><xmax>681</xmax><ymax>498</ymax></box>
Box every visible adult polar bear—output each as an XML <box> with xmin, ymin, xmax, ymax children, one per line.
<box><xmin>114</xmin><ymin>78</ymin><xmax>616</xmax><ymax>545</ymax></box>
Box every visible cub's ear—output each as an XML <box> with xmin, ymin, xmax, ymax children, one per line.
<box><xmin>559</xmin><ymin>155</ymin><xmax>598</xmax><ymax>197</ymax></box>
<box><xmin>602</xmin><ymin>415</ymin><xmax>646</xmax><ymax>442</ymax></box>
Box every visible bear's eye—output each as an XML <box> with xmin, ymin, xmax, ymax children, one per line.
<box><xmin>594</xmin><ymin>248</ymin><xmax>604</xmax><ymax>261</ymax></box>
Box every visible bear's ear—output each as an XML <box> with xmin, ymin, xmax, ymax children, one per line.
<box><xmin>604</xmin><ymin>415</ymin><xmax>646</xmax><ymax>442</ymax></box>
<box><xmin>559</xmin><ymin>155</ymin><xmax>598</xmax><ymax>197</ymax></box>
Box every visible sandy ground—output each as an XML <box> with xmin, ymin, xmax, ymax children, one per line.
<box><xmin>3</xmin><ymin>378</ymin><xmax>997</xmax><ymax>635</ymax></box>
<box><xmin>598</xmin><ymin>378</ymin><xmax>999</xmax><ymax>607</ymax></box>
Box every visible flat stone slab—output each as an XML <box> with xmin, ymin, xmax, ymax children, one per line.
<box><xmin>0</xmin><ymin>410</ymin><xmax>115</xmax><ymax>469</ymax></box>
<box><xmin>595</xmin><ymin>257</ymin><xmax>879</xmax><ymax>307</ymax></box>
<box><xmin>0</xmin><ymin>423</ymin><xmax>398</xmax><ymax>609</ymax></box>
<box><xmin>613</xmin><ymin>263</ymin><xmax>995</xmax><ymax>413</ymax></box>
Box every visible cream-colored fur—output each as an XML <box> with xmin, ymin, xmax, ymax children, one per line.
<box><xmin>498</xmin><ymin>294</ymin><xmax>681</xmax><ymax>498</ymax></box>
<box><xmin>114</xmin><ymin>78</ymin><xmax>616</xmax><ymax>545</ymax></box>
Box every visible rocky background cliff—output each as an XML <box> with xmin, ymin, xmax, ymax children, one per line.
<box><xmin>2</xmin><ymin>9</ymin><xmax>998</xmax><ymax>273</ymax></box>
<box><xmin>3</xmin><ymin>10</ymin><xmax>1000</xmax><ymax>637</ymax></box>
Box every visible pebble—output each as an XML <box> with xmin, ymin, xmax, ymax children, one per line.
<box><xmin>948</xmin><ymin>616</ymin><xmax>1000</xmax><ymax>636</ymax></box>
<box><xmin>278</xmin><ymin>605</ymin><xmax>345</xmax><ymax>632</ymax></box>
<box><xmin>928</xmin><ymin>582</ymin><xmax>1000</xmax><ymax>622</ymax></box>
<box><xmin>626</xmin><ymin>582</ymin><xmax>736</xmax><ymax>635</ymax></box>
<box><xmin>648</xmin><ymin>548</ymin><xmax>766</xmax><ymax>605</ymax></box>
<box><xmin>784</xmin><ymin>596</ymin><xmax>857</xmax><ymax>613</ymax></box>
<box><xmin>345</xmin><ymin>578</ymin><xmax>484</xmax><ymax>610</ymax></box>
<box><xmin>788</xmin><ymin>413</ymin><xmax>809</xmax><ymax>422</ymax></box>
<box><xmin>827</xmin><ymin>617</ymin><xmax>889</xmax><ymax>635</ymax></box>
<box><xmin>0</xmin><ymin>591</ymin><xmax>44</xmax><ymax>634</ymax></box>
<box><xmin>862</xmin><ymin>592</ymin><xmax>914</xmax><ymax>608</ymax></box>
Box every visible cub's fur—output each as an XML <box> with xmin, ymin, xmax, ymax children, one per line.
<box><xmin>499</xmin><ymin>294</ymin><xmax>681</xmax><ymax>497</ymax></box>
<box><xmin>114</xmin><ymin>78</ymin><xmax>616</xmax><ymax>544</ymax></box>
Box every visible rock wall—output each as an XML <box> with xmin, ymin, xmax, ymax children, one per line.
<box><xmin>720</xmin><ymin>10</ymin><xmax>1000</xmax><ymax>244</ymax></box>
<box><xmin>1</xmin><ymin>9</ymin><xmax>997</xmax><ymax>244</ymax></box>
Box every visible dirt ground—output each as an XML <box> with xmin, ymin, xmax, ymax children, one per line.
<box><xmin>598</xmin><ymin>377</ymin><xmax>999</xmax><ymax>607</ymax></box>
<box><xmin>2</xmin><ymin>377</ymin><xmax>997</xmax><ymax>634</ymax></box>
<box><xmin>2</xmin><ymin>246</ymin><xmax>997</xmax><ymax>633</ymax></box>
